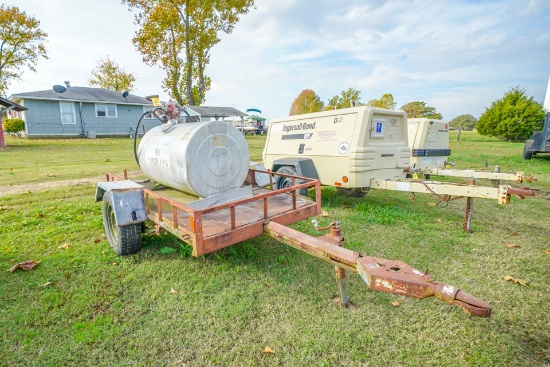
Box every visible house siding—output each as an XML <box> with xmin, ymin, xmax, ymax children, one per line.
<box><xmin>21</xmin><ymin>99</ymin><xmax>161</xmax><ymax>138</ymax></box>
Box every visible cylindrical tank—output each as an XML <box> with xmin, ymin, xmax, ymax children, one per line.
<box><xmin>137</xmin><ymin>121</ymin><xmax>250</xmax><ymax>197</ymax></box>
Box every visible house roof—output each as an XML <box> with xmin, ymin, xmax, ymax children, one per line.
<box><xmin>10</xmin><ymin>86</ymin><xmax>153</xmax><ymax>106</ymax></box>
<box><xmin>0</xmin><ymin>96</ymin><xmax>28</xmax><ymax>111</ymax></box>
<box><xmin>186</xmin><ymin>106</ymin><xmax>247</xmax><ymax>118</ymax></box>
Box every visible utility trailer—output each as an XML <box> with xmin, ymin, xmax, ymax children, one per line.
<box><xmin>95</xmin><ymin>169</ymin><xmax>491</xmax><ymax>318</ymax></box>
<box><xmin>263</xmin><ymin>107</ymin><xmax>536</xmax><ymax>231</ymax></box>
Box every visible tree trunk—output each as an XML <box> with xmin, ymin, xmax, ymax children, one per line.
<box><xmin>184</xmin><ymin>0</ymin><xmax>195</xmax><ymax>105</ymax></box>
<box><xmin>0</xmin><ymin>118</ymin><xmax>6</xmax><ymax>148</ymax></box>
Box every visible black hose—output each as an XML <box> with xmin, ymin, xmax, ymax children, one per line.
<box><xmin>181</xmin><ymin>107</ymin><xmax>194</xmax><ymax>122</ymax></box>
<box><xmin>133</xmin><ymin>106</ymin><xmax>193</xmax><ymax>167</ymax></box>
<box><xmin>133</xmin><ymin>111</ymin><xmax>150</xmax><ymax>167</ymax></box>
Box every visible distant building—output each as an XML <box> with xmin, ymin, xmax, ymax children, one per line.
<box><xmin>9</xmin><ymin>84</ymin><xmax>249</xmax><ymax>138</ymax></box>
<box><xmin>185</xmin><ymin>106</ymin><xmax>247</xmax><ymax>122</ymax></box>
<box><xmin>9</xmin><ymin>84</ymin><xmax>159</xmax><ymax>138</ymax></box>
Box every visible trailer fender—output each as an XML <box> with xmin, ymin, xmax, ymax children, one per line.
<box><xmin>95</xmin><ymin>181</ymin><xmax>147</xmax><ymax>226</ymax></box>
<box><xmin>271</xmin><ymin>158</ymin><xmax>319</xmax><ymax>180</ymax></box>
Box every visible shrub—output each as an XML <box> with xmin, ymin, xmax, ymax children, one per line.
<box><xmin>2</xmin><ymin>118</ymin><xmax>25</xmax><ymax>133</ymax></box>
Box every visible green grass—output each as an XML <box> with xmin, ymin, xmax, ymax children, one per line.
<box><xmin>1</xmin><ymin>132</ymin><xmax>549</xmax><ymax>366</ymax></box>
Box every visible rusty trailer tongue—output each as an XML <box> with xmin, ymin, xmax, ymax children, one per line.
<box><xmin>356</xmin><ymin>257</ymin><xmax>492</xmax><ymax>318</ymax></box>
<box><xmin>264</xmin><ymin>221</ymin><xmax>492</xmax><ymax>318</ymax></box>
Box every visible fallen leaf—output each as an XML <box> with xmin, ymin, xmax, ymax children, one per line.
<box><xmin>545</xmin><ymin>249</ymin><xmax>550</xmax><ymax>255</ymax></box>
<box><xmin>64</xmin><ymin>272</ymin><xmax>71</xmax><ymax>280</ymax></box>
<box><xmin>105</xmin><ymin>158</ymin><xmax>110</xmax><ymax>162</ymax></box>
<box><xmin>264</xmin><ymin>282</ymin><xmax>271</xmax><ymax>287</ymax></box>
<box><xmin>262</xmin><ymin>346</ymin><xmax>275</xmax><ymax>354</ymax></box>
<box><xmin>112</xmin><ymin>262</ymin><xmax>119</xmax><ymax>266</ymax></box>
<box><xmin>170</xmin><ymin>288</ymin><xmax>178</xmax><ymax>294</ymax></box>
<box><xmin>506</xmin><ymin>243</ymin><xmax>521</xmax><ymax>248</ymax></box>
<box><xmin>10</xmin><ymin>167</ymin><xmax>13</xmax><ymax>170</ymax></box>
<box><xmin>437</xmin><ymin>218</ymin><xmax>442</xmax><ymax>222</ymax></box>
<box><xmin>8</xmin><ymin>260</ymin><xmax>41</xmax><ymax>272</ymax></box>
<box><xmin>46</xmin><ymin>173</ymin><xmax>55</xmax><ymax>177</ymax></box>
<box><xmin>391</xmin><ymin>301</ymin><xmax>400</xmax><ymax>307</ymax></box>
<box><xmin>93</xmin><ymin>239</ymin><xmax>101</xmax><ymax>243</ymax></box>
<box><xmin>503</xmin><ymin>276</ymin><xmax>528</xmax><ymax>286</ymax></box>
<box><xmin>320</xmin><ymin>211</ymin><xmax>329</xmax><ymax>217</ymax></box>
<box><xmin>428</xmin><ymin>202</ymin><xmax>437</xmax><ymax>207</ymax></box>
<box><xmin>57</xmin><ymin>243</ymin><xmax>70</xmax><ymax>249</ymax></box>
<box><xmin>510</xmin><ymin>232</ymin><xmax>519</xmax><ymax>237</ymax></box>
<box><xmin>40</xmin><ymin>282</ymin><xmax>54</xmax><ymax>287</ymax></box>
<box><xmin>472</xmin><ymin>248</ymin><xmax>478</xmax><ymax>252</ymax></box>
<box><xmin>37</xmin><ymin>213</ymin><xmax>44</xmax><ymax>218</ymax></box>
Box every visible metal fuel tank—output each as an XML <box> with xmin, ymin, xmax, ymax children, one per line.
<box><xmin>137</xmin><ymin>120</ymin><xmax>250</xmax><ymax>197</ymax></box>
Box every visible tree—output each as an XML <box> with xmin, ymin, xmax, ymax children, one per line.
<box><xmin>449</xmin><ymin>114</ymin><xmax>477</xmax><ymax>130</ymax></box>
<box><xmin>477</xmin><ymin>87</ymin><xmax>545</xmax><ymax>141</ymax></box>
<box><xmin>400</xmin><ymin>101</ymin><xmax>442</xmax><ymax>119</ymax></box>
<box><xmin>124</xmin><ymin>0</ymin><xmax>255</xmax><ymax>106</ymax></box>
<box><xmin>325</xmin><ymin>87</ymin><xmax>362</xmax><ymax>110</ymax></box>
<box><xmin>367</xmin><ymin>93</ymin><xmax>396</xmax><ymax>110</ymax></box>
<box><xmin>89</xmin><ymin>57</ymin><xmax>136</xmax><ymax>92</ymax></box>
<box><xmin>289</xmin><ymin>89</ymin><xmax>324</xmax><ymax>115</ymax></box>
<box><xmin>0</xmin><ymin>5</ymin><xmax>48</xmax><ymax>95</ymax></box>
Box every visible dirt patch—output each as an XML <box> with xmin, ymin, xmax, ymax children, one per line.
<box><xmin>0</xmin><ymin>171</ymin><xmax>143</xmax><ymax>196</ymax></box>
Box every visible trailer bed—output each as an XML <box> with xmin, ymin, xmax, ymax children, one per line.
<box><xmin>106</xmin><ymin>170</ymin><xmax>321</xmax><ymax>256</ymax></box>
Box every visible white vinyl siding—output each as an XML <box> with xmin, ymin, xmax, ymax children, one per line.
<box><xmin>59</xmin><ymin>102</ymin><xmax>76</xmax><ymax>124</ymax></box>
<box><xmin>95</xmin><ymin>104</ymin><xmax>117</xmax><ymax>118</ymax></box>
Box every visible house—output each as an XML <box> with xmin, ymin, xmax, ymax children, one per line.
<box><xmin>9</xmin><ymin>83</ymin><xmax>160</xmax><ymax>138</ymax></box>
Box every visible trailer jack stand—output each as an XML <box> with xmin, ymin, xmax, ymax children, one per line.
<box><xmin>312</xmin><ymin>220</ymin><xmax>350</xmax><ymax>307</ymax></box>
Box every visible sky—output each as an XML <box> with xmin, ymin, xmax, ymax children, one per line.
<box><xmin>7</xmin><ymin>0</ymin><xmax>550</xmax><ymax>121</ymax></box>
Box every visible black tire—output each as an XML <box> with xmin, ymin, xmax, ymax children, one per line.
<box><xmin>336</xmin><ymin>187</ymin><xmax>370</xmax><ymax>198</ymax></box>
<box><xmin>102</xmin><ymin>194</ymin><xmax>142</xmax><ymax>255</ymax></box>
<box><xmin>523</xmin><ymin>143</ymin><xmax>533</xmax><ymax>160</ymax></box>
<box><xmin>275</xmin><ymin>166</ymin><xmax>309</xmax><ymax>196</ymax></box>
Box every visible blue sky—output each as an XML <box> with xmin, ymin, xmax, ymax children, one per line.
<box><xmin>8</xmin><ymin>0</ymin><xmax>550</xmax><ymax>121</ymax></box>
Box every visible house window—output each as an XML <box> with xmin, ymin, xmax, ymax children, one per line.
<box><xmin>143</xmin><ymin>106</ymin><xmax>155</xmax><ymax>119</ymax></box>
<box><xmin>60</xmin><ymin>102</ymin><xmax>76</xmax><ymax>124</ymax></box>
<box><xmin>96</xmin><ymin>104</ymin><xmax>117</xmax><ymax>118</ymax></box>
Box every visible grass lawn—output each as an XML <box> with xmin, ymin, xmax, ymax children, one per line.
<box><xmin>1</xmin><ymin>132</ymin><xmax>549</xmax><ymax>366</ymax></box>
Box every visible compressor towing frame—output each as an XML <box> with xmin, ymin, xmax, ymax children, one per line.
<box><xmin>95</xmin><ymin>169</ymin><xmax>492</xmax><ymax>318</ymax></box>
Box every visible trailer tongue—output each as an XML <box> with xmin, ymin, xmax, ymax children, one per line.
<box><xmin>264</xmin><ymin>221</ymin><xmax>491</xmax><ymax>317</ymax></box>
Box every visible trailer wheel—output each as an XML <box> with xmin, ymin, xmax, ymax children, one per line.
<box><xmin>102</xmin><ymin>194</ymin><xmax>142</xmax><ymax>255</ymax></box>
<box><xmin>336</xmin><ymin>187</ymin><xmax>370</xmax><ymax>198</ymax></box>
<box><xmin>275</xmin><ymin>166</ymin><xmax>308</xmax><ymax>196</ymax></box>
